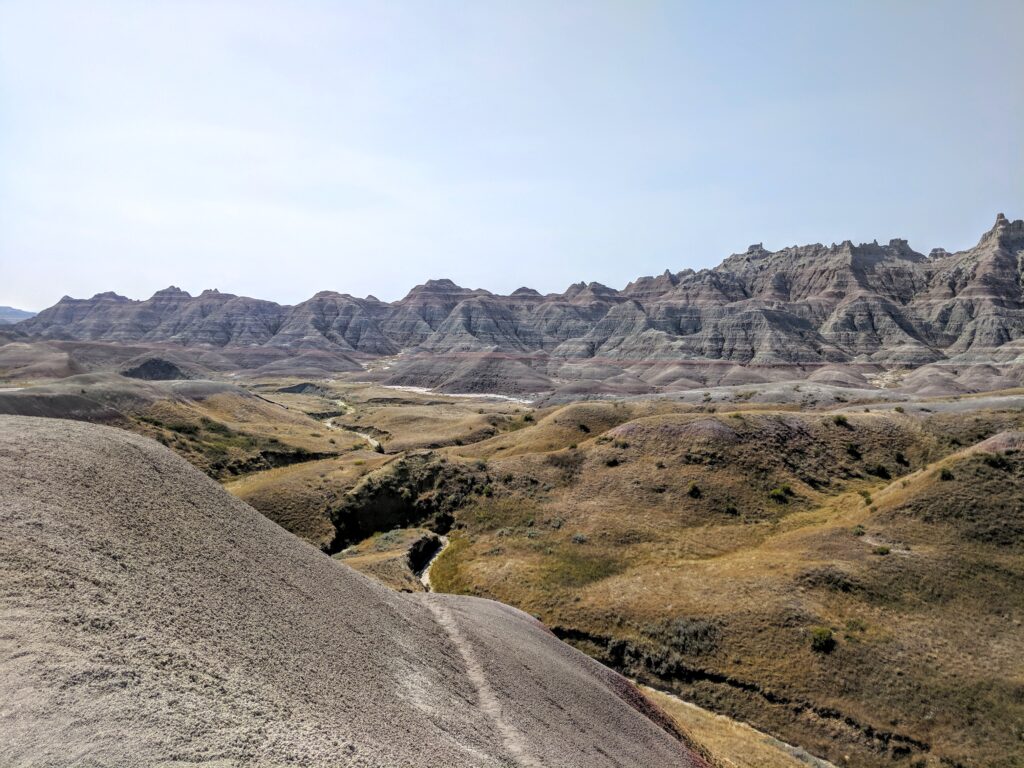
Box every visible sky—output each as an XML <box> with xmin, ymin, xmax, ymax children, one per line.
<box><xmin>1</xmin><ymin>1</ymin><xmax>1022</xmax><ymax>311</ymax></box>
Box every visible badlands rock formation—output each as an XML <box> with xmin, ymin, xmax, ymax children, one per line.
<box><xmin>0</xmin><ymin>415</ymin><xmax>707</xmax><ymax>767</ymax></box>
<box><xmin>11</xmin><ymin>214</ymin><xmax>1024</xmax><ymax>394</ymax></box>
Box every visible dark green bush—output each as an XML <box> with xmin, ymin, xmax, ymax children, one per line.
<box><xmin>867</xmin><ymin>464</ymin><xmax>891</xmax><ymax>479</ymax></box>
<box><xmin>810</xmin><ymin>626</ymin><xmax>835</xmax><ymax>653</ymax></box>
<box><xmin>982</xmin><ymin>453</ymin><xmax>1010</xmax><ymax>470</ymax></box>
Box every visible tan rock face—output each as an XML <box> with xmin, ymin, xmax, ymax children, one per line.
<box><xmin>13</xmin><ymin>215</ymin><xmax>1024</xmax><ymax>392</ymax></box>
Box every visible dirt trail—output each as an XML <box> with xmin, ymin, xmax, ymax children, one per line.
<box><xmin>420</xmin><ymin>537</ymin><xmax>833</xmax><ymax>768</ymax></box>
<box><xmin>424</xmin><ymin>598</ymin><xmax>543</xmax><ymax>768</ymax></box>
<box><xmin>320</xmin><ymin>414</ymin><xmax>381</xmax><ymax>450</ymax></box>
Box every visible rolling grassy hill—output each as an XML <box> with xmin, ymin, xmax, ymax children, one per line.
<box><xmin>334</xmin><ymin>399</ymin><xmax>1024</xmax><ymax>767</ymax></box>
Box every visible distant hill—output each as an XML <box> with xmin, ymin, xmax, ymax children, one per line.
<box><xmin>10</xmin><ymin>214</ymin><xmax>1024</xmax><ymax>395</ymax></box>
<box><xmin>0</xmin><ymin>305</ymin><xmax>35</xmax><ymax>324</ymax></box>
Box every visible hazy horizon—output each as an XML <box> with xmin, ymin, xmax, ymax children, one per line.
<box><xmin>2</xmin><ymin>0</ymin><xmax>1022</xmax><ymax>311</ymax></box>
<box><xmin>3</xmin><ymin>210</ymin><xmax>1021</xmax><ymax>311</ymax></box>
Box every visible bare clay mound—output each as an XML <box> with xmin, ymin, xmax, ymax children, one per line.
<box><xmin>0</xmin><ymin>416</ymin><xmax>705</xmax><ymax>768</ymax></box>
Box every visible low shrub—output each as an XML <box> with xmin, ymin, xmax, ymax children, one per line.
<box><xmin>845</xmin><ymin>617</ymin><xmax>867</xmax><ymax>633</ymax></box>
<box><xmin>199</xmin><ymin>417</ymin><xmax>231</xmax><ymax>436</ymax></box>
<box><xmin>866</xmin><ymin>464</ymin><xmax>891</xmax><ymax>479</ymax></box>
<box><xmin>810</xmin><ymin>626</ymin><xmax>835</xmax><ymax>653</ymax></box>
<box><xmin>982</xmin><ymin>453</ymin><xmax>1010</xmax><ymax>470</ymax></box>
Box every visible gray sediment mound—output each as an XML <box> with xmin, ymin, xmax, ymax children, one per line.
<box><xmin>0</xmin><ymin>415</ymin><xmax>706</xmax><ymax>767</ymax></box>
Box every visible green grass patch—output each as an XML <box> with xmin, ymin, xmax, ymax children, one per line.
<box><xmin>428</xmin><ymin>535</ymin><xmax>470</xmax><ymax>592</ymax></box>
<box><xmin>542</xmin><ymin>546</ymin><xmax>624</xmax><ymax>588</ymax></box>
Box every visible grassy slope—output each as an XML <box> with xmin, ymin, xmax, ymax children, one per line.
<box><xmin>425</xmin><ymin>404</ymin><xmax>1024</xmax><ymax>768</ymax></box>
<box><xmin>223</xmin><ymin>381</ymin><xmax>544</xmax><ymax>546</ymax></box>
<box><xmin>642</xmin><ymin>685</ymin><xmax>832</xmax><ymax>768</ymax></box>
<box><xmin>130</xmin><ymin>391</ymin><xmax>355</xmax><ymax>478</ymax></box>
<box><xmin>223</xmin><ymin>452</ymin><xmax>393</xmax><ymax>549</ymax></box>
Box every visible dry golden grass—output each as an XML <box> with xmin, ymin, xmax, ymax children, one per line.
<box><xmin>642</xmin><ymin>686</ymin><xmax>831</xmax><ymax>768</ymax></box>
<box><xmin>146</xmin><ymin>391</ymin><xmax>353</xmax><ymax>452</ymax></box>
<box><xmin>118</xmin><ymin>386</ymin><xmax>363</xmax><ymax>481</ymax></box>
<box><xmin>224</xmin><ymin>451</ymin><xmax>392</xmax><ymax>549</ymax></box>
<box><xmin>461</xmin><ymin>399</ymin><xmax>690</xmax><ymax>458</ymax></box>
<box><xmin>252</xmin><ymin>379</ymin><xmax>527</xmax><ymax>452</ymax></box>
<box><xmin>427</xmin><ymin>407</ymin><xmax>1024</xmax><ymax>768</ymax></box>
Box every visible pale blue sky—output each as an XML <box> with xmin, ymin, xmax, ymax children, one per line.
<box><xmin>1</xmin><ymin>0</ymin><xmax>1022</xmax><ymax>310</ymax></box>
